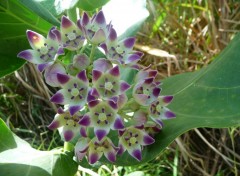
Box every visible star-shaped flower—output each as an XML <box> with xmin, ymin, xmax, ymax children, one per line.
<box><xmin>48</xmin><ymin>107</ymin><xmax>87</xmax><ymax>141</ymax></box>
<box><xmin>60</xmin><ymin>16</ymin><xmax>85</xmax><ymax>51</ymax></box>
<box><xmin>18</xmin><ymin>27</ymin><xmax>63</xmax><ymax>72</ymax></box>
<box><xmin>118</xmin><ymin>127</ymin><xmax>155</xmax><ymax>161</ymax></box>
<box><xmin>75</xmin><ymin>137</ymin><xmax>119</xmax><ymax>164</ymax></box>
<box><xmin>100</xmin><ymin>28</ymin><xmax>143</xmax><ymax>68</ymax></box>
<box><xmin>149</xmin><ymin>96</ymin><xmax>176</xmax><ymax>126</ymax></box>
<box><xmin>78</xmin><ymin>11</ymin><xmax>109</xmax><ymax>45</ymax></box>
<box><xmin>50</xmin><ymin>70</ymin><xmax>89</xmax><ymax>115</ymax></box>
<box><xmin>79</xmin><ymin>100</ymin><xmax>124</xmax><ymax>141</ymax></box>
<box><xmin>92</xmin><ymin>65</ymin><xmax>130</xmax><ymax>101</ymax></box>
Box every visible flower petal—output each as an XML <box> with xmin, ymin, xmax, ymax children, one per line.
<box><xmin>26</xmin><ymin>30</ymin><xmax>45</xmax><ymax>49</ymax></box>
<box><xmin>117</xmin><ymin>143</ymin><xmax>126</xmax><ymax>155</ymax></box>
<box><xmin>69</xmin><ymin>105</ymin><xmax>82</xmax><ymax>116</ymax></box>
<box><xmin>93</xmin><ymin>58</ymin><xmax>112</xmax><ymax>72</ymax></box>
<box><xmin>108</xmin><ymin>100</ymin><xmax>118</xmax><ymax>109</ymax></box>
<box><xmin>80</xmin><ymin>127</ymin><xmax>87</xmax><ymax>137</ymax></box>
<box><xmin>88</xmin><ymin>151</ymin><xmax>101</xmax><ymax>164</ymax></box>
<box><xmin>129</xmin><ymin>148</ymin><xmax>142</xmax><ymax>161</ymax></box>
<box><xmin>78</xmin><ymin>114</ymin><xmax>91</xmax><ymax>126</ymax></box>
<box><xmin>75</xmin><ymin>138</ymin><xmax>89</xmax><ymax>161</ymax></box>
<box><xmin>77</xmin><ymin>70</ymin><xmax>88</xmax><ymax>83</ymax></box>
<box><xmin>92</xmin><ymin>70</ymin><xmax>102</xmax><ymax>82</ymax></box>
<box><xmin>133</xmin><ymin>94</ymin><xmax>149</xmax><ymax>106</ymax></box>
<box><xmin>104</xmin><ymin>150</ymin><xmax>116</xmax><ymax>163</ymax></box>
<box><xmin>108</xmin><ymin>28</ymin><xmax>117</xmax><ymax>41</ymax></box>
<box><xmin>94</xmin><ymin>128</ymin><xmax>109</xmax><ymax>141</ymax></box>
<box><xmin>63</xmin><ymin>129</ymin><xmax>74</xmax><ymax>141</ymax></box>
<box><xmin>140</xmin><ymin>133</ymin><xmax>155</xmax><ymax>146</ymax></box>
<box><xmin>117</xmin><ymin>94</ymin><xmax>128</xmax><ymax>109</ymax></box>
<box><xmin>37</xmin><ymin>63</ymin><xmax>50</xmax><ymax>72</ymax></box>
<box><xmin>48</xmin><ymin>120</ymin><xmax>60</xmax><ymax>130</ymax></box>
<box><xmin>108</xmin><ymin>65</ymin><xmax>120</xmax><ymax>77</ymax></box>
<box><xmin>61</xmin><ymin>16</ymin><xmax>74</xmax><ymax>29</ymax></box>
<box><xmin>44</xmin><ymin>63</ymin><xmax>66</xmax><ymax>87</ymax></box>
<box><xmin>112</xmin><ymin>115</ymin><xmax>124</xmax><ymax>130</ymax></box>
<box><xmin>123</xmin><ymin>37</ymin><xmax>135</xmax><ymax>49</ymax></box>
<box><xmin>50</xmin><ymin>92</ymin><xmax>64</xmax><ymax>104</ymax></box>
<box><xmin>17</xmin><ymin>50</ymin><xmax>42</xmax><ymax>64</ymax></box>
<box><xmin>82</xmin><ymin>12</ymin><xmax>90</xmax><ymax>26</ymax></box>
<box><xmin>91</xmin><ymin>28</ymin><xmax>106</xmax><ymax>44</ymax></box>
<box><xmin>152</xmin><ymin>87</ymin><xmax>161</xmax><ymax>98</ymax></box>
<box><xmin>88</xmin><ymin>100</ymin><xmax>100</xmax><ymax>108</ymax></box>
<box><xmin>125</xmin><ymin>54</ymin><xmax>141</xmax><ymax>64</ymax></box>
<box><xmin>94</xmin><ymin>11</ymin><xmax>106</xmax><ymax>25</ymax></box>
<box><xmin>133</xmin><ymin>110</ymin><xmax>147</xmax><ymax>126</ymax></box>
<box><xmin>120</xmin><ymin>81</ymin><xmax>131</xmax><ymax>93</ymax></box>
<box><xmin>57</xmin><ymin>73</ymin><xmax>70</xmax><ymax>84</ymax></box>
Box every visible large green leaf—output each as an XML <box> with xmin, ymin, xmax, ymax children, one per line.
<box><xmin>0</xmin><ymin>0</ymin><xmax>52</xmax><ymax>78</ymax></box>
<box><xmin>78</xmin><ymin>0</ymin><xmax>110</xmax><ymax>11</ymax></box>
<box><xmin>103</xmin><ymin>33</ymin><xmax>240</xmax><ymax>165</ymax></box>
<box><xmin>19</xmin><ymin>0</ymin><xmax>60</xmax><ymax>26</ymax></box>
<box><xmin>0</xmin><ymin>118</ymin><xmax>78</xmax><ymax>176</ymax></box>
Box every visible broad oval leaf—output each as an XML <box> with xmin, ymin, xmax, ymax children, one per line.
<box><xmin>102</xmin><ymin>33</ymin><xmax>240</xmax><ymax>165</ymax></box>
<box><xmin>0</xmin><ymin>118</ymin><xmax>78</xmax><ymax>176</ymax></box>
<box><xmin>0</xmin><ymin>0</ymin><xmax>52</xmax><ymax>78</ymax></box>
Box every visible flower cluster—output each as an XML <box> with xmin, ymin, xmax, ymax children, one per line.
<box><xmin>18</xmin><ymin>11</ymin><xmax>175</xmax><ymax>164</ymax></box>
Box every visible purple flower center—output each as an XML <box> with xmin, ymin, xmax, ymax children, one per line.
<box><xmin>150</xmin><ymin>101</ymin><xmax>162</xmax><ymax>116</ymax></box>
<box><xmin>64</xmin><ymin>30</ymin><xmax>84</xmax><ymax>48</ymax></box>
<box><xmin>64</xmin><ymin>114</ymin><xmax>81</xmax><ymax>127</ymax></box>
<box><xmin>124</xmin><ymin>131</ymin><xmax>139</xmax><ymax>146</ymax></box>
<box><xmin>68</xmin><ymin>83</ymin><xmax>85</xmax><ymax>100</ymax></box>
<box><xmin>94</xmin><ymin>108</ymin><xmax>112</xmax><ymax>125</ymax></box>
<box><xmin>37</xmin><ymin>42</ymin><xmax>56</xmax><ymax>62</ymax></box>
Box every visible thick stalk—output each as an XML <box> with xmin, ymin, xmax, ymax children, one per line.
<box><xmin>63</xmin><ymin>142</ymin><xmax>74</xmax><ymax>152</ymax></box>
<box><xmin>89</xmin><ymin>45</ymin><xmax>97</xmax><ymax>63</ymax></box>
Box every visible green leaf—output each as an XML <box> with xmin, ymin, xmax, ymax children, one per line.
<box><xmin>108</xmin><ymin>33</ymin><xmax>240</xmax><ymax>165</ymax></box>
<box><xmin>78</xmin><ymin>0</ymin><xmax>110</xmax><ymax>11</ymax></box>
<box><xmin>0</xmin><ymin>118</ymin><xmax>17</xmax><ymax>152</ymax></box>
<box><xmin>0</xmin><ymin>118</ymin><xmax>78</xmax><ymax>176</ymax></box>
<box><xmin>0</xmin><ymin>0</ymin><xmax>52</xmax><ymax>78</ymax></box>
<box><xmin>19</xmin><ymin>0</ymin><xmax>60</xmax><ymax>26</ymax></box>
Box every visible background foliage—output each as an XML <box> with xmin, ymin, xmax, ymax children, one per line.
<box><xmin>0</xmin><ymin>0</ymin><xmax>240</xmax><ymax>175</ymax></box>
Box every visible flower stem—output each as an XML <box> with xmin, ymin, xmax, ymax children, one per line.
<box><xmin>89</xmin><ymin>45</ymin><xmax>97</xmax><ymax>63</ymax></box>
<box><xmin>64</xmin><ymin>142</ymin><xmax>74</xmax><ymax>152</ymax></box>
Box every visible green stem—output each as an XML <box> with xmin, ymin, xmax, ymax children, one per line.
<box><xmin>89</xmin><ymin>45</ymin><xmax>97</xmax><ymax>63</ymax></box>
<box><xmin>63</xmin><ymin>142</ymin><xmax>74</xmax><ymax>152</ymax></box>
<box><xmin>79</xmin><ymin>43</ymin><xmax>88</xmax><ymax>54</ymax></box>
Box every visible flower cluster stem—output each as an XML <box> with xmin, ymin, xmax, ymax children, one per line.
<box><xmin>64</xmin><ymin>142</ymin><xmax>74</xmax><ymax>152</ymax></box>
<box><xmin>89</xmin><ymin>45</ymin><xmax>97</xmax><ymax>63</ymax></box>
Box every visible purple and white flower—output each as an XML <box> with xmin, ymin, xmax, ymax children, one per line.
<box><xmin>60</xmin><ymin>16</ymin><xmax>85</xmax><ymax>50</ymax></box>
<box><xmin>149</xmin><ymin>96</ymin><xmax>176</xmax><ymax>126</ymax></box>
<box><xmin>50</xmin><ymin>70</ymin><xmax>89</xmax><ymax>115</ymax></box>
<box><xmin>78</xmin><ymin>11</ymin><xmax>109</xmax><ymax>45</ymax></box>
<box><xmin>17</xmin><ymin>27</ymin><xmax>63</xmax><ymax>72</ymax></box>
<box><xmin>79</xmin><ymin>100</ymin><xmax>124</xmax><ymax>141</ymax></box>
<box><xmin>75</xmin><ymin>137</ymin><xmax>119</xmax><ymax>164</ymax></box>
<box><xmin>92</xmin><ymin>65</ymin><xmax>130</xmax><ymax>100</ymax></box>
<box><xmin>48</xmin><ymin>107</ymin><xmax>87</xmax><ymax>141</ymax></box>
<box><xmin>100</xmin><ymin>28</ymin><xmax>143</xmax><ymax>68</ymax></box>
<box><xmin>118</xmin><ymin>127</ymin><xmax>155</xmax><ymax>161</ymax></box>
